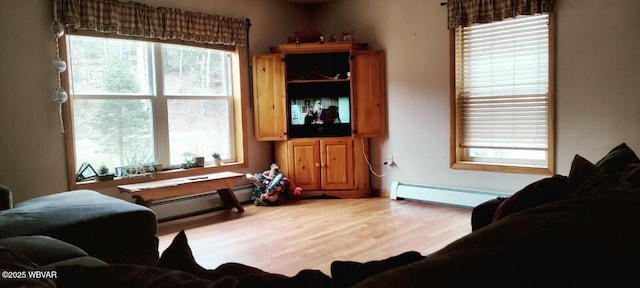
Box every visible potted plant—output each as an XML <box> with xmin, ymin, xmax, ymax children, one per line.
<box><xmin>97</xmin><ymin>165</ymin><xmax>115</xmax><ymax>181</ymax></box>
<box><xmin>181</xmin><ymin>158</ymin><xmax>195</xmax><ymax>169</ymax></box>
<box><xmin>212</xmin><ymin>153</ymin><xmax>222</xmax><ymax>166</ymax></box>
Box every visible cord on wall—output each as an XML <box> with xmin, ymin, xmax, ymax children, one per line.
<box><xmin>361</xmin><ymin>138</ymin><xmax>390</xmax><ymax>178</ymax></box>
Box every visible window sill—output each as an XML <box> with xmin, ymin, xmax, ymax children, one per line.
<box><xmin>451</xmin><ymin>161</ymin><xmax>553</xmax><ymax>175</ymax></box>
<box><xmin>70</xmin><ymin>162</ymin><xmax>248</xmax><ymax>191</ymax></box>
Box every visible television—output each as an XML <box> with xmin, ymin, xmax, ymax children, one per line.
<box><xmin>288</xmin><ymin>81</ymin><xmax>351</xmax><ymax>138</ymax></box>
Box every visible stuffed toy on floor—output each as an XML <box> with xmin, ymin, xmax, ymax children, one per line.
<box><xmin>246</xmin><ymin>163</ymin><xmax>302</xmax><ymax>206</ymax></box>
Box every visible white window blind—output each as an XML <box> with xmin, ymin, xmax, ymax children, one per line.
<box><xmin>455</xmin><ymin>14</ymin><xmax>550</xmax><ymax>151</ymax></box>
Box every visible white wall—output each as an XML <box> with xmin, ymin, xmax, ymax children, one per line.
<box><xmin>0</xmin><ymin>0</ymin><xmax>310</xmax><ymax>203</ymax></box>
<box><xmin>314</xmin><ymin>0</ymin><xmax>640</xmax><ymax>195</ymax></box>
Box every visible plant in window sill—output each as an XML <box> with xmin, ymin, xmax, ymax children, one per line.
<box><xmin>96</xmin><ymin>165</ymin><xmax>115</xmax><ymax>181</ymax></box>
<box><xmin>212</xmin><ymin>153</ymin><xmax>222</xmax><ymax>166</ymax></box>
<box><xmin>181</xmin><ymin>159</ymin><xmax>196</xmax><ymax>169</ymax></box>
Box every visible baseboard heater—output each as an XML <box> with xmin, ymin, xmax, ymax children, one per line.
<box><xmin>150</xmin><ymin>184</ymin><xmax>254</xmax><ymax>222</ymax></box>
<box><xmin>390</xmin><ymin>181</ymin><xmax>510</xmax><ymax>208</ymax></box>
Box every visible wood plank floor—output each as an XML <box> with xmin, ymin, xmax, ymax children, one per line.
<box><xmin>157</xmin><ymin>198</ymin><xmax>472</xmax><ymax>277</ymax></box>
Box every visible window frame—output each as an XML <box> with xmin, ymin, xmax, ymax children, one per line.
<box><xmin>449</xmin><ymin>13</ymin><xmax>556</xmax><ymax>175</ymax></box>
<box><xmin>61</xmin><ymin>31</ymin><xmax>249</xmax><ymax>190</ymax></box>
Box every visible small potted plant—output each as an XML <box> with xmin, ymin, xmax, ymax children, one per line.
<box><xmin>97</xmin><ymin>165</ymin><xmax>115</xmax><ymax>181</ymax></box>
<box><xmin>212</xmin><ymin>153</ymin><xmax>222</xmax><ymax>166</ymax></box>
<box><xmin>181</xmin><ymin>158</ymin><xmax>195</xmax><ymax>169</ymax></box>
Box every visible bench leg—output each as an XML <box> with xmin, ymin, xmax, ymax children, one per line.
<box><xmin>133</xmin><ymin>196</ymin><xmax>153</xmax><ymax>207</ymax></box>
<box><xmin>217</xmin><ymin>188</ymin><xmax>244</xmax><ymax>213</ymax></box>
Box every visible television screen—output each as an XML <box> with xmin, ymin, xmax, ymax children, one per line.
<box><xmin>288</xmin><ymin>82</ymin><xmax>351</xmax><ymax>138</ymax></box>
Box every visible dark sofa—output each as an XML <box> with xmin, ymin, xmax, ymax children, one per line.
<box><xmin>3</xmin><ymin>143</ymin><xmax>640</xmax><ymax>287</ymax></box>
<box><xmin>0</xmin><ymin>187</ymin><xmax>159</xmax><ymax>267</ymax></box>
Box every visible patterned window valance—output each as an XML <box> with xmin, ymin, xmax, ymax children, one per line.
<box><xmin>56</xmin><ymin>0</ymin><xmax>248</xmax><ymax>46</ymax></box>
<box><xmin>447</xmin><ymin>0</ymin><xmax>556</xmax><ymax>29</ymax></box>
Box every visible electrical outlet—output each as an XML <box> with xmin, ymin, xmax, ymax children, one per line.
<box><xmin>385</xmin><ymin>155</ymin><xmax>394</xmax><ymax>166</ymax></box>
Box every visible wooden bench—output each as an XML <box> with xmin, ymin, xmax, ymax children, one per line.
<box><xmin>117</xmin><ymin>171</ymin><xmax>245</xmax><ymax>213</ymax></box>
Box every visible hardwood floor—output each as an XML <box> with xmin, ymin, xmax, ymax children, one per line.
<box><xmin>157</xmin><ymin>198</ymin><xmax>472</xmax><ymax>277</ymax></box>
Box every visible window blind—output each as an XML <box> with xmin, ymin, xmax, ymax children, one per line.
<box><xmin>455</xmin><ymin>14</ymin><xmax>549</xmax><ymax>150</ymax></box>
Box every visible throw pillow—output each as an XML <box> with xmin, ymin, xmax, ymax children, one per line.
<box><xmin>594</xmin><ymin>143</ymin><xmax>640</xmax><ymax>171</ymax></box>
<box><xmin>568</xmin><ymin>143</ymin><xmax>640</xmax><ymax>197</ymax></box>
<box><xmin>566</xmin><ymin>154</ymin><xmax>600</xmax><ymax>196</ymax></box>
<box><xmin>492</xmin><ymin>175</ymin><xmax>568</xmax><ymax>221</ymax></box>
<box><xmin>619</xmin><ymin>163</ymin><xmax>640</xmax><ymax>190</ymax></box>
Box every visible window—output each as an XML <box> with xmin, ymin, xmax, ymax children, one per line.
<box><xmin>67</xmin><ymin>35</ymin><xmax>241</xmax><ymax>178</ymax></box>
<box><xmin>451</xmin><ymin>14</ymin><xmax>554</xmax><ymax>174</ymax></box>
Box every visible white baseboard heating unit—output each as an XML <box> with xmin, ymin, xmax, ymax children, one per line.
<box><xmin>150</xmin><ymin>184</ymin><xmax>253</xmax><ymax>221</ymax></box>
<box><xmin>390</xmin><ymin>181</ymin><xmax>510</xmax><ymax>208</ymax></box>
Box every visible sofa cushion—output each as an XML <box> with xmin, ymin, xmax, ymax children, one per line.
<box><xmin>156</xmin><ymin>230</ymin><xmax>332</xmax><ymax>287</ymax></box>
<box><xmin>0</xmin><ymin>235</ymin><xmax>88</xmax><ymax>266</ymax></box>
<box><xmin>0</xmin><ymin>184</ymin><xmax>12</xmax><ymax>210</ymax></box>
<box><xmin>330</xmin><ymin>251</ymin><xmax>425</xmax><ymax>288</ymax></box>
<box><xmin>7</xmin><ymin>190</ymin><xmax>157</xmax><ymax>239</ymax></box>
<box><xmin>353</xmin><ymin>187</ymin><xmax>640</xmax><ymax>288</ymax></box>
<box><xmin>492</xmin><ymin>175</ymin><xmax>568</xmax><ymax>221</ymax></box>
<box><xmin>471</xmin><ymin>197</ymin><xmax>506</xmax><ymax>231</ymax></box>
<box><xmin>56</xmin><ymin>230</ymin><xmax>332</xmax><ymax>288</ymax></box>
<box><xmin>0</xmin><ymin>190</ymin><xmax>159</xmax><ymax>265</ymax></box>
<box><xmin>0</xmin><ymin>246</ymin><xmax>56</xmax><ymax>288</ymax></box>
<box><xmin>41</xmin><ymin>256</ymin><xmax>106</xmax><ymax>269</ymax></box>
<box><xmin>56</xmin><ymin>264</ymin><xmax>225</xmax><ymax>288</ymax></box>
<box><xmin>157</xmin><ymin>230</ymin><xmax>265</xmax><ymax>280</ymax></box>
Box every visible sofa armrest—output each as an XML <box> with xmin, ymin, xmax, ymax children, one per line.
<box><xmin>0</xmin><ymin>184</ymin><xmax>13</xmax><ymax>210</ymax></box>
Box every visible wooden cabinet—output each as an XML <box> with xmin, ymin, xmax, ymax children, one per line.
<box><xmin>252</xmin><ymin>54</ymin><xmax>287</xmax><ymax>140</ymax></box>
<box><xmin>275</xmin><ymin>138</ymin><xmax>370</xmax><ymax>198</ymax></box>
<box><xmin>252</xmin><ymin>42</ymin><xmax>384</xmax><ymax>198</ymax></box>
<box><xmin>252</xmin><ymin>43</ymin><xmax>386</xmax><ymax>141</ymax></box>
<box><xmin>352</xmin><ymin>50</ymin><xmax>386</xmax><ymax>137</ymax></box>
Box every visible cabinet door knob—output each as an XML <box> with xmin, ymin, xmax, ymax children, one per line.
<box><xmin>316</xmin><ymin>163</ymin><xmax>321</xmax><ymax>167</ymax></box>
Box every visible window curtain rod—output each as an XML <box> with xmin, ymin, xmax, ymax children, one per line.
<box><xmin>245</xmin><ymin>18</ymin><xmax>255</xmax><ymax>108</ymax></box>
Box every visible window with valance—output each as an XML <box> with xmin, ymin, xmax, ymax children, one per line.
<box><xmin>448</xmin><ymin>0</ymin><xmax>557</xmax><ymax>174</ymax></box>
<box><xmin>53</xmin><ymin>0</ymin><xmax>251</xmax><ymax>187</ymax></box>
